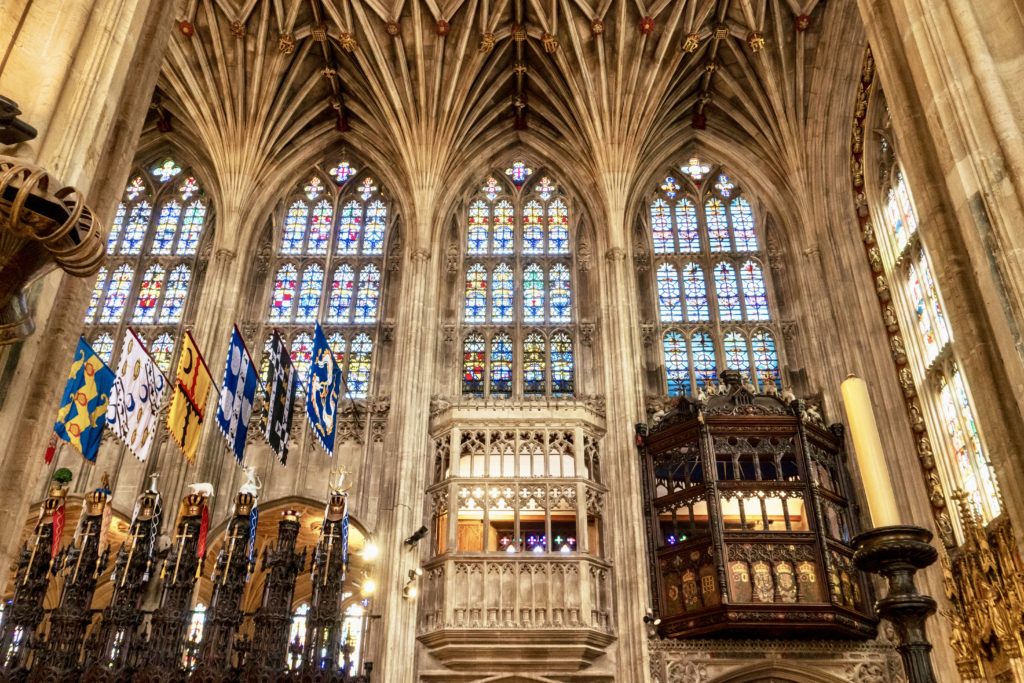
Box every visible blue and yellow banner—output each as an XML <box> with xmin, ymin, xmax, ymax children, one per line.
<box><xmin>54</xmin><ymin>337</ymin><xmax>116</xmax><ymax>461</ymax></box>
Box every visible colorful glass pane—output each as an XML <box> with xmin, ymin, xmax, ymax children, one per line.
<box><xmin>676</xmin><ymin>199</ymin><xmax>701</xmax><ymax>253</ymax></box>
<box><xmin>327</xmin><ymin>333</ymin><xmax>346</xmax><ymax>366</ymax></box>
<box><xmin>304</xmin><ymin>176</ymin><xmax>324</xmax><ymax>200</ymax></box>
<box><xmin>354</xmin><ymin>264</ymin><xmax>381</xmax><ymax>323</ymax></box>
<box><xmin>482</xmin><ymin>177</ymin><xmax>501</xmax><ymax>201</ymax></box>
<box><xmin>939</xmin><ymin>377</ymin><xmax>981</xmax><ymax>517</ymax></box>
<box><xmin>269</xmin><ymin>264</ymin><xmax>298</xmax><ymax>320</ymax></box>
<box><xmin>125</xmin><ymin>176</ymin><xmax>146</xmax><ymax>201</ymax></box>
<box><xmin>490</xmin><ymin>332</ymin><xmax>513</xmax><ymax>397</ymax></box>
<box><xmin>884</xmin><ymin>188</ymin><xmax>906</xmax><ymax>255</ymax></box>
<box><xmin>492</xmin><ymin>263</ymin><xmax>514</xmax><ymax>323</ymax></box>
<box><xmin>895</xmin><ymin>171</ymin><xmax>918</xmax><ymax>234</ymax></box>
<box><xmin>161</xmin><ymin>265</ymin><xmax>191</xmax><ymax>324</ymax></box>
<box><xmin>907</xmin><ymin>263</ymin><xmax>939</xmax><ymax>362</ymax></box>
<box><xmin>523</xmin><ymin>263</ymin><xmax>545</xmax><ymax>322</ymax></box>
<box><xmin>121</xmin><ymin>202</ymin><xmax>151</xmax><ymax>255</ymax></box>
<box><xmin>290</xmin><ymin>333</ymin><xmax>314</xmax><ymax>390</ymax></box>
<box><xmin>919</xmin><ymin>253</ymin><xmax>951</xmax><ymax>347</ymax></box>
<box><xmin>152</xmin><ymin>201</ymin><xmax>180</xmax><ymax>255</ymax></box>
<box><xmin>364</xmin><ymin>200</ymin><xmax>386</xmax><ymax>255</ymax></box>
<box><xmin>468</xmin><ymin>200</ymin><xmax>489</xmax><ymax>254</ymax></box>
<box><xmin>330</xmin><ymin>162</ymin><xmax>355</xmax><ymax>183</ymax></box>
<box><xmin>952</xmin><ymin>369</ymin><xmax>1000</xmax><ymax>518</ymax></box>
<box><xmin>464</xmin><ymin>264</ymin><xmax>487</xmax><ymax>323</ymax></box>
<box><xmin>92</xmin><ymin>333</ymin><xmax>115</xmax><ymax>365</ymax></box>
<box><xmin>663</xmin><ymin>331</ymin><xmax>690</xmax><ymax>396</ymax></box>
<box><xmin>260</xmin><ymin>334</ymin><xmax>274</xmax><ymax>385</ymax></box>
<box><xmin>179</xmin><ymin>176</ymin><xmax>199</xmax><ymax>200</ymax></box>
<box><xmin>308</xmin><ymin>200</ymin><xmax>333</xmax><ymax>255</ymax></box>
<box><xmin>523</xmin><ymin>201</ymin><xmax>544</xmax><ymax>254</ymax></box>
<box><xmin>714</xmin><ymin>262</ymin><xmax>742</xmax><ymax>321</ymax></box>
<box><xmin>359</xmin><ymin>178</ymin><xmax>378</xmax><ymax>200</ymax></box>
<box><xmin>723</xmin><ymin>331</ymin><xmax>750</xmax><ymax>375</ymax></box>
<box><xmin>651</xmin><ymin>199</ymin><xmax>673</xmax><ymax>254</ymax></box>
<box><xmin>346</xmin><ymin>333</ymin><xmax>373</xmax><ymax>398</ymax></box>
<box><xmin>739</xmin><ymin>260</ymin><xmax>770</xmax><ymax>320</ymax></box>
<box><xmin>101</xmin><ymin>264</ymin><xmax>134</xmax><ymax>323</ymax></box>
<box><xmin>150</xmin><ymin>333</ymin><xmax>175</xmax><ymax>374</ymax></box>
<box><xmin>706</xmin><ymin>198</ymin><xmax>730</xmax><ymax>252</ymax></box>
<box><xmin>549</xmin><ymin>263</ymin><xmax>572</xmax><ymax>323</ymax></box>
<box><xmin>681</xmin><ymin>158</ymin><xmax>711</xmax><ymax>180</ymax></box>
<box><xmin>661</xmin><ymin>177</ymin><xmax>680</xmax><ymax>199</ymax></box>
<box><xmin>85</xmin><ymin>267</ymin><xmax>108</xmax><ymax>324</ymax></box>
<box><xmin>682</xmin><ymin>263</ymin><xmax>709</xmax><ymax>321</ymax></box>
<box><xmin>715</xmin><ymin>174</ymin><xmax>735</xmax><ymax>197</ymax></box>
<box><xmin>281</xmin><ymin>201</ymin><xmax>308</xmax><ymax>254</ymax></box>
<box><xmin>152</xmin><ymin>159</ymin><xmax>182</xmax><ymax>182</ymax></box>
<box><xmin>462</xmin><ymin>333</ymin><xmax>485</xmax><ymax>396</ymax></box>
<box><xmin>550</xmin><ymin>331</ymin><xmax>574</xmax><ymax>396</ymax></box>
<box><xmin>493</xmin><ymin>200</ymin><xmax>514</xmax><ymax>254</ymax></box>
<box><xmin>656</xmin><ymin>264</ymin><xmax>683</xmax><ymax>322</ymax></box>
<box><xmin>337</xmin><ymin>200</ymin><xmax>362</xmax><ymax>255</ymax></box>
<box><xmin>133</xmin><ymin>264</ymin><xmax>166</xmax><ymax>324</ymax></box>
<box><xmin>731</xmin><ymin>198</ymin><xmax>757</xmax><ymax>251</ymax></box>
<box><xmin>751</xmin><ymin>331</ymin><xmax>781</xmax><ymax>392</ymax></box>
<box><xmin>523</xmin><ymin>332</ymin><xmax>546</xmax><ymax>394</ymax></box>
<box><xmin>504</xmin><ymin>162</ymin><xmax>533</xmax><ymax>185</ymax></box>
<box><xmin>177</xmin><ymin>200</ymin><xmax>206</xmax><ymax>255</ymax></box>
<box><xmin>296</xmin><ymin>264</ymin><xmax>324</xmax><ymax>322</ymax></box>
<box><xmin>328</xmin><ymin>264</ymin><xmax>355</xmax><ymax>323</ymax></box>
<box><xmin>547</xmin><ymin>199</ymin><xmax>569</xmax><ymax>254</ymax></box>
<box><xmin>691</xmin><ymin>332</ymin><xmax>717</xmax><ymax>386</ymax></box>
<box><xmin>534</xmin><ymin>177</ymin><xmax>555</xmax><ymax>200</ymax></box>
<box><xmin>107</xmin><ymin>204</ymin><xmax>126</xmax><ymax>252</ymax></box>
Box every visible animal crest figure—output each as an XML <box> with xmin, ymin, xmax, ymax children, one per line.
<box><xmin>188</xmin><ymin>482</ymin><xmax>214</xmax><ymax>498</ymax></box>
<box><xmin>239</xmin><ymin>465</ymin><xmax>262</xmax><ymax>497</ymax></box>
<box><xmin>329</xmin><ymin>465</ymin><xmax>353</xmax><ymax>495</ymax></box>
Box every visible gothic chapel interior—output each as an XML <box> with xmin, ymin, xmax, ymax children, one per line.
<box><xmin>2</xmin><ymin>0</ymin><xmax>1024</xmax><ymax>681</ymax></box>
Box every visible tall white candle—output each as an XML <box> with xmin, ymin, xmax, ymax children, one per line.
<box><xmin>840</xmin><ymin>375</ymin><xmax>902</xmax><ymax>527</ymax></box>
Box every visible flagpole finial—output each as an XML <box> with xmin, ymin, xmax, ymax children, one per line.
<box><xmin>147</xmin><ymin>472</ymin><xmax>161</xmax><ymax>493</ymax></box>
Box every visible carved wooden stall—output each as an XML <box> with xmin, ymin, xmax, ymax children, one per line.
<box><xmin>636</xmin><ymin>370</ymin><xmax>877</xmax><ymax>639</ymax></box>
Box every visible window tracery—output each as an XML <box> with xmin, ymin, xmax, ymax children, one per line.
<box><xmin>82</xmin><ymin>159</ymin><xmax>210</xmax><ymax>371</ymax></box>
<box><xmin>646</xmin><ymin>161</ymin><xmax>782</xmax><ymax>396</ymax></box>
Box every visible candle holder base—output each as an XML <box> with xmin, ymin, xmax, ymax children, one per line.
<box><xmin>852</xmin><ymin>525</ymin><xmax>938</xmax><ymax>683</ymax></box>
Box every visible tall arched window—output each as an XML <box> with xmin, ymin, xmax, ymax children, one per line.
<box><xmin>647</xmin><ymin>160</ymin><xmax>782</xmax><ymax>396</ymax></box>
<box><xmin>459</xmin><ymin>164</ymin><xmax>577</xmax><ymax>398</ymax></box>
<box><xmin>83</xmin><ymin>159</ymin><xmax>210</xmax><ymax>373</ymax></box>
<box><xmin>868</xmin><ymin>96</ymin><xmax>1001</xmax><ymax>524</ymax></box>
<box><xmin>262</xmin><ymin>162</ymin><xmax>388</xmax><ymax>400</ymax></box>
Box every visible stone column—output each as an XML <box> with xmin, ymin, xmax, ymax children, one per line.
<box><xmin>0</xmin><ymin>0</ymin><xmax>177</xmax><ymax>590</ymax></box>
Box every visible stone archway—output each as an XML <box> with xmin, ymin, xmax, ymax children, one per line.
<box><xmin>709</xmin><ymin>662</ymin><xmax>851</xmax><ymax>683</ymax></box>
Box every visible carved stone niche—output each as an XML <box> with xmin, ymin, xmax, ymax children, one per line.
<box><xmin>637</xmin><ymin>370</ymin><xmax>878</xmax><ymax>640</ymax></box>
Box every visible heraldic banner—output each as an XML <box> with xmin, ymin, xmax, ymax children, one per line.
<box><xmin>216</xmin><ymin>325</ymin><xmax>259</xmax><ymax>463</ymax></box>
<box><xmin>167</xmin><ymin>331</ymin><xmax>213</xmax><ymax>462</ymax></box>
<box><xmin>306</xmin><ymin>323</ymin><xmax>341</xmax><ymax>454</ymax></box>
<box><xmin>264</xmin><ymin>329</ymin><xmax>297</xmax><ymax>465</ymax></box>
<box><xmin>54</xmin><ymin>337</ymin><xmax>116</xmax><ymax>461</ymax></box>
<box><xmin>107</xmin><ymin>329</ymin><xmax>167</xmax><ymax>461</ymax></box>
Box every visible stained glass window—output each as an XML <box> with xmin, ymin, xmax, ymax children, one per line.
<box><xmin>126</xmin><ymin>176</ymin><xmax>146</xmax><ymax>201</ymax></box>
<box><xmin>468</xmin><ymin>201</ymin><xmax>489</xmax><ymax>254</ymax></box>
<box><xmin>907</xmin><ymin>262</ymin><xmax>939</xmax><ymax>363</ymax></box>
<box><xmin>661</xmin><ymin>177</ymin><xmax>680</xmax><ymax>199</ymax></box>
<box><xmin>260</xmin><ymin>334</ymin><xmax>274</xmax><ymax>385</ymax></box>
<box><xmin>121</xmin><ymin>202</ymin><xmax>151</xmax><ymax>255</ymax></box>
<box><xmin>535</xmin><ymin>177</ymin><xmax>555</xmax><ymax>200</ymax></box>
<box><xmin>328</xmin><ymin>264</ymin><xmax>355</xmax><ymax>323</ymax></box>
<box><xmin>282</xmin><ymin>201</ymin><xmax>308</xmax><ymax>254</ymax></box>
<box><xmin>354</xmin><ymin>265</ymin><xmax>381</xmax><ymax>323</ymax></box>
<box><xmin>549</xmin><ymin>264</ymin><xmax>572</xmax><ymax>323</ymax></box>
<box><xmin>731</xmin><ymin>198</ymin><xmax>757</xmax><ymax>251</ymax></box>
<box><xmin>327</xmin><ymin>333</ymin><xmax>346</xmax><ymax>367</ymax></box>
<box><xmin>656</xmin><ymin>264</ymin><xmax>683</xmax><ymax>322</ymax></box>
<box><xmin>682</xmin><ymin>263</ymin><xmax>709</xmax><ymax>321</ymax></box>
<box><xmin>85</xmin><ymin>267</ymin><xmax>108</xmax><ymax>324</ymax></box>
<box><xmin>270</xmin><ymin>264</ymin><xmax>298</xmax><ymax>321</ymax></box>
<box><xmin>152</xmin><ymin>159</ymin><xmax>182</xmax><ymax>183</ymax></box>
<box><xmin>338</xmin><ymin>200</ymin><xmax>362</xmax><ymax>255</ymax></box>
<box><xmin>751</xmin><ymin>331</ymin><xmax>780</xmax><ymax>392</ymax></box>
<box><xmin>101</xmin><ymin>265</ymin><xmax>134</xmax><ymax>323</ymax></box>
<box><xmin>550</xmin><ymin>332</ymin><xmax>574</xmax><ymax>396</ymax></box>
<box><xmin>919</xmin><ymin>253</ymin><xmax>951</xmax><ymax>347</ymax></box>
<box><xmin>681</xmin><ymin>158</ymin><xmax>711</xmax><ymax>180</ymax></box>
<box><xmin>308</xmin><ymin>200</ymin><xmax>334</xmax><ymax>255</ymax></box>
<box><xmin>161</xmin><ymin>265</ymin><xmax>191</xmax><ymax>324</ymax></box>
<box><xmin>347</xmin><ymin>333</ymin><xmax>373</xmax><ymax>398</ymax></box>
<box><xmin>723</xmin><ymin>331</ymin><xmax>750</xmax><ymax>376</ymax></box>
<box><xmin>547</xmin><ymin>199</ymin><xmax>569</xmax><ymax>254</ymax></box>
<box><xmin>493</xmin><ymin>201</ymin><xmax>514</xmax><ymax>254</ymax></box>
<box><xmin>286</xmin><ymin>604</ymin><xmax>309</xmax><ymax>670</ymax></box>
<box><xmin>359</xmin><ymin>178</ymin><xmax>378</xmax><ymax>201</ymax></box>
<box><xmin>705</xmin><ymin>198</ymin><xmax>730</xmax><ymax>252</ymax></box>
<box><xmin>523</xmin><ymin>332</ymin><xmax>546</xmax><ymax>395</ymax></box>
<box><xmin>330</xmin><ymin>162</ymin><xmax>355</xmax><ymax>184</ymax></box>
<box><xmin>663</xmin><ymin>331</ymin><xmax>690</xmax><ymax>396</ymax></box>
<box><xmin>304</xmin><ymin>176</ymin><xmax>324</xmax><ymax>200</ymax></box>
<box><xmin>691</xmin><ymin>332</ymin><xmax>717</xmax><ymax>386</ymax></box>
<box><xmin>297</xmin><ymin>264</ymin><xmax>324</xmax><ymax>322</ymax></box>
<box><xmin>92</xmin><ymin>333</ymin><xmax>115</xmax><ymax>364</ymax></box>
<box><xmin>150</xmin><ymin>333</ymin><xmax>175</xmax><ymax>374</ymax></box>
<box><xmin>133</xmin><ymin>264</ymin><xmax>166</xmax><ymax>324</ymax></box>
<box><xmin>739</xmin><ymin>260</ymin><xmax>769</xmax><ymax>320</ymax></box>
<box><xmin>490</xmin><ymin>332</ymin><xmax>513</xmax><ymax>397</ymax></box>
<box><xmin>151</xmin><ymin>202</ymin><xmax>179</xmax><ymax>255</ymax></box>
<box><xmin>465</xmin><ymin>264</ymin><xmax>487</xmax><ymax>323</ymax></box>
<box><xmin>651</xmin><ymin>199</ymin><xmax>673</xmax><ymax>254</ymax></box>
<box><xmin>676</xmin><ymin>199</ymin><xmax>701</xmax><ymax>253</ymax></box>
<box><xmin>715</xmin><ymin>174</ymin><xmax>735</xmax><ymax>197</ymax></box>
<box><xmin>290</xmin><ymin>332</ymin><xmax>314</xmax><ymax>388</ymax></box>
<box><xmin>505</xmin><ymin>161</ymin><xmax>533</xmax><ymax>185</ymax></box>
<box><xmin>107</xmin><ymin>204</ymin><xmax>126</xmax><ymax>252</ymax></box>
<box><xmin>177</xmin><ymin>201</ymin><xmax>206</xmax><ymax>255</ymax></box>
<box><xmin>492</xmin><ymin>264</ymin><xmax>514</xmax><ymax>323</ymax></box>
<box><xmin>482</xmin><ymin>177</ymin><xmax>500</xmax><ymax>201</ymax></box>
<box><xmin>523</xmin><ymin>264</ymin><xmax>545</xmax><ymax>322</ymax></box>
<box><xmin>463</xmin><ymin>333</ymin><xmax>485</xmax><ymax>395</ymax></box>
<box><xmin>179</xmin><ymin>176</ymin><xmax>199</xmax><ymax>200</ymax></box>
<box><xmin>714</xmin><ymin>262</ymin><xmax>742</xmax><ymax>321</ymax></box>
<box><xmin>523</xmin><ymin>201</ymin><xmax>544</xmax><ymax>255</ymax></box>
<box><xmin>364</xmin><ymin>201</ymin><xmax>386</xmax><ymax>255</ymax></box>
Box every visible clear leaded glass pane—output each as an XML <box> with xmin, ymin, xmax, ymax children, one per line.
<box><xmin>714</xmin><ymin>262</ymin><xmax>742</xmax><ymax>321</ymax></box>
<box><xmin>723</xmin><ymin>331</ymin><xmax>750</xmax><ymax>376</ymax></box>
<box><xmin>656</xmin><ymin>264</ymin><xmax>683</xmax><ymax>322</ymax></box>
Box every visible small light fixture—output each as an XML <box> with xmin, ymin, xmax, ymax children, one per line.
<box><xmin>361</xmin><ymin>541</ymin><xmax>379</xmax><ymax>562</ymax></box>
<box><xmin>643</xmin><ymin>609</ymin><xmax>662</xmax><ymax>626</ymax></box>
<box><xmin>360</xmin><ymin>576</ymin><xmax>377</xmax><ymax>596</ymax></box>
<box><xmin>403</xmin><ymin>568</ymin><xmax>422</xmax><ymax>599</ymax></box>
<box><xmin>405</xmin><ymin>526</ymin><xmax>429</xmax><ymax>547</ymax></box>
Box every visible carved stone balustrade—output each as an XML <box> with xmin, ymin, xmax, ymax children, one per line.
<box><xmin>637</xmin><ymin>371</ymin><xmax>877</xmax><ymax>639</ymax></box>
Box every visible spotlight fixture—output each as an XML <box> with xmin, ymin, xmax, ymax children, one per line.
<box><xmin>359</xmin><ymin>576</ymin><xmax>377</xmax><ymax>596</ymax></box>
<box><xmin>643</xmin><ymin>609</ymin><xmax>662</xmax><ymax>626</ymax></box>
<box><xmin>0</xmin><ymin>96</ymin><xmax>37</xmax><ymax>145</ymax></box>
<box><xmin>361</xmin><ymin>541</ymin><xmax>379</xmax><ymax>562</ymax></box>
<box><xmin>404</xmin><ymin>526</ymin><xmax>429</xmax><ymax>547</ymax></box>
<box><xmin>402</xmin><ymin>567</ymin><xmax>423</xmax><ymax>600</ymax></box>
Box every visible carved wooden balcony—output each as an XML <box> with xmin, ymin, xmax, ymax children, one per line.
<box><xmin>637</xmin><ymin>371</ymin><xmax>878</xmax><ymax>640</ymax></box>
